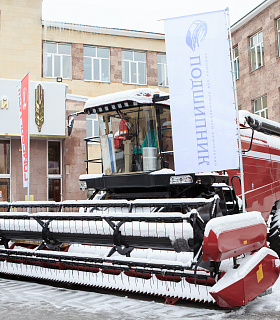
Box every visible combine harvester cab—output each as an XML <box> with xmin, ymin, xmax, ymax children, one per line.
<box><xmin>1</xmin><ymin>88</ymin><xmax>280</xmax><ymax>308</ymax></box>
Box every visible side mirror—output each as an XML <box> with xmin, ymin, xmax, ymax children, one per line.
<box><xmin>67</xmin><ymin>116</ymin><xmax>75</xmax><ymax>136</ymax></box>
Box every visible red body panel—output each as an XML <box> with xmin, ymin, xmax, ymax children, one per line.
<box><xmin>124</xmin><ymin>270</ymin><xmax>152</xmax><ymax>279</ymax></box>
<box><xmin>210</xmin><ymin>249</ymin><xmax>279</xmax><ymax>308</ymax></box>
<box><xmin>203</xmin><ymin>224</ymin><xmax>267</xmax><ymax>261</ymax></box>
<box><xmin>227</xmin><ymin>134</ymin><xmax>280</xmax><ymax>221</ymax></box>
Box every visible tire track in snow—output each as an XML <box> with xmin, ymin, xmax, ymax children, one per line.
<box><xmin>0</xmin><ymin>278</ymin><xmax>223</xmax><ymax>319</ymax></box>
<box><xmin>0</xmin><ymin>277</ymin><xmax>279</xmax><ymax>319</ymax></box>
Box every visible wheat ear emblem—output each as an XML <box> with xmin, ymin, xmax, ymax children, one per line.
<box><xmin>35</xmin><ymin>84</ymin><xmax>44</xmax><ymax>132</ymax></box>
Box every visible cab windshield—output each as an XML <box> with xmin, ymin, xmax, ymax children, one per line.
<box><xmin>99</xmin><ymin>105</ymin><xmax>171</xmax><ymax>174</ymax></box>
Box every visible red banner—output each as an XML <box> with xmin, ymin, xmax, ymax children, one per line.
<box><xmin>18</xmin><ymin>74</ymin><xmax>29</xmax><ymax>188</ymax></box>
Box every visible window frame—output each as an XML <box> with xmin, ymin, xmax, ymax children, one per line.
<box><xmin>232</xmin><ymin>46</ymin><xmax>239</xmax><ymax>81</ymax></box>
<box><xmin>47</xmin><ymin>140</ymin><xmax>62</xmax><ymax>202</ymax></box>
<box><xmin>0</xmin><ymin>139</ymin><xmax>11</xmax><ymax>202</ymax></box>
<box><xmin>250</xmin><ymin>31</ymin><xmax>264</xmax><ymax>72</ymax></box>
<box><xmin>43</xmin><ymin>42</ymin><xmax>72</xmax><ymax>79</ymax></box>
<box><xmin>253</xmin><ymin>95</ymin><xmax>268</xmax><ymax>119</ymax></box>
<box><xmin>277</xmin><ymin>18</ymin><xmax>280</xmax><ymax>57</ymax></box>
<box><xmin>157</xmin><ymin>53</ymin><xmax>169</xmax><ymax>87</ymax></box>
<box><xmin>86</xmin><ymin>114</ymin><xmax>100</xmax><ymax>144</ymax></box>
<box><xmin>122</xmin><ymin>50</ymin><xmax>147</xmax><ymax>85</ymax></box>
<box><xmin>83</xmin><ymin>45</ymin><xmax>110</xmax><ymax>82</ymax></box>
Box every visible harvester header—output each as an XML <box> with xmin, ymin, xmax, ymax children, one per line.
<box><xmin>2</xmin><ymin>88</ymin><xmax>280</xmax><ymax>308</ymax></box>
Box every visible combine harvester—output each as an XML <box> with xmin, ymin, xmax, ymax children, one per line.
<box><xmin>1</xmin><ymin>88</ymin><xmax>280</xmax><ymax>308</ymax></box>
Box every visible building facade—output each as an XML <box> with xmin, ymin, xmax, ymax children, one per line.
<box><xmin>0</xmin><ymin>79</ymin><xmax>67</xmax><ymax>202</ymax></box>
<box><xmin>0</xmin><ymin>0</ymin><xmax>168</xmax><ymax>202</ymax></box>
<box><xmin>1</xmin><ymin>0</ymin><xmax>280</xmax><ymax>203</ymax></box>
<box><xmin>231</xmin><ymin>0</ymin><xmax>280</xmax><ymax>121</ymax></box>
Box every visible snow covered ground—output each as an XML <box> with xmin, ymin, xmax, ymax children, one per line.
<box><xmin>0</xmin><ymin>276</ymin><xmax>280</xmax><ymax>320</ymax></box>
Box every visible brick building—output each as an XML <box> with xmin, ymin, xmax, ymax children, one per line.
<box><xmin>1</xmin><ymin>0</ymin><xmax>280</xmax><ymax>203</ymax></box>
<box><xmin>0</xmin><ymin>0</ymin><xmax>167</xmax><ymax>202</ymax></box>
<box><xmin>231</xmin><ymin>0</ymin><xmax>280</xmax><ymax>121</ymax></box>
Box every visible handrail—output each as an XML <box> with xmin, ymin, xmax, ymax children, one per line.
<box><xmin>85</xmin><ymin>136</ymin><xmax>102</xmax><ymax>173</ymax></box>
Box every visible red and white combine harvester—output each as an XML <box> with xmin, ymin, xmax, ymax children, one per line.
<box><xmin>1</xmin><ymin>88</ymin><xmax>280</xmax><ymax>308</ymax></box>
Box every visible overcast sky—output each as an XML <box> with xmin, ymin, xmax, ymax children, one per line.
<box><xmin>42</xmin><ymin>0</ymin><xmax>266</xmax><ymax>33</ymax></box>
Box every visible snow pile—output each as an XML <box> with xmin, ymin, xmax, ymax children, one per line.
<box><xmin>204</xmin><ymin>211</ymin><xmax>265</xmax><ymax>237</ymax></box>
<box><xmin>84</xmin><ymin>88</ymin><xmax>169</xmax><ymax>112</ymax></box>
<box><xmin>68</xmin><ymin>244</ymin><xmax>192</xmax><ymax>263</ymax></box>
<box><xmin>149</xmin><ymin>168</ymin><xmax>175</xmax><ymax>175</ymax></box>
<box><xmin>118</xmin><ymin>219</ymin><xmax>193</xmax><ymax>241</ymax></box>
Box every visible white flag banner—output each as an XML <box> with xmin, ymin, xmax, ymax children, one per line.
<box><xmin>164</xmin><ymin>10</ymin><xmax>239</xmax><ymax>174</ymax></box>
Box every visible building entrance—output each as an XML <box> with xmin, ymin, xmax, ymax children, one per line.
<box><xmin>0</xmin><ymin>178</ymin><xmax>10</xmax><ymax>202</ymax></box>
<box><xmin>0</xmin><ymin>140</ymin><xmax>10</xmax><ymax>203</ymax></box>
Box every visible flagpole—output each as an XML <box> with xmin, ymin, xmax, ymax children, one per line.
<box><xmin>27</xmin><ymin>72</ymin><xmax>30</xmax><ymax>206</ymax></box>
<box><xmin>226</xmin><ymin>8</ymin><xmax>246</xmax><ymax>213</ymax></box>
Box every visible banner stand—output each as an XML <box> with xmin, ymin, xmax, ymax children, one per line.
<box><xmin>27</xmin><ymin>72</ymin><xmax>30</xmax><ymax>206</ymax></box>
<box><xmin>164</xmin><ymin>9</ymin><xmax>244</xmax><ymax>209</ymax></box>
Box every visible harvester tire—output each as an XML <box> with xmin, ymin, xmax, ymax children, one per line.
<box><xmin>268</xmin><ymin>201</ymin><xmax>280</xmax><ymax>257</ymax></box>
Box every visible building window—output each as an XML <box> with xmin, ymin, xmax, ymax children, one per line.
<box><xmin>232</xmin><ymin>46</ymin><xmax>239</xmax><ymax>81</ymax></box>
<box><xmin>84</xmin><ymin>46</ymin><xmax>110</xmax><ymax>82</ymax></box>
<box><xmin>254</xmin><ymin>95</ymin><xmax>268</xmax><ymax>118</ymax></box>
<box><xmin>122</xmin><ymin>50</ymin><xmax>146</xmax><ymax>85</ymax></box>
<box><xmin>86</xmin><ymin>114</ymin><xmax>99</xmax><ymax>139</ymax></box>
<box><xmin>157</xmin><ymin>53</ymin><xmax>168</xmax><ymax>86</ymax></box>
<box><xmin>48</xmin><ymin>141</ymin><xmax>62</xmax><ymax>201</ymax></box>
<box><xmin>277</xmin><ymin>18</ymin><xmax>280</xmax><ymax>57</ymax></box>
<box><xmin>250</xmin><ymin>31</ymin><xmax>264</xmax><ymax>71</ymax></box>
<box><xmin>43</xmin><ymin>42</ymin><xmax>72</xmax><ymax>79</ymax></box>
<box><xmin>0</xmin><ymin>140</ymin><xmax>10</xmax><ymax>202</ymax></box>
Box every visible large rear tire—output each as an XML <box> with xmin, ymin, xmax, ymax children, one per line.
<box><xmin>268</xmin><ymin>201</ymin><xmax>280</xmax><ymax>257</ymax></box>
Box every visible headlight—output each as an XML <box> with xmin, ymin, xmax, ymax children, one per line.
<box><xmin>79</xmin><ymin>180</ymin><xmax>87</xmax><ymax>191</ymax></box>
<box><xmin>170</xmin><ymin>175</ymin><xmax>193</xmax><ymax>185</ymax></box>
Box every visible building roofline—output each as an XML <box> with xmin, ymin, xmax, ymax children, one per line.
<box><xmin>42</xmin><ymin>20</ymin><xmax>165</xmax><ymax>40</ymax></box>
<box><xmin>66</xmin><ymin>94</ymin><xmax>89</xmax><ymax>102</ymax></box>
<box><xmin>231</xmin><ymin>0</ymin><xmax>277</xmax><ymax>32</ymax></box>
<box><xmin>43</xmin><ymin>2</ymin><xmax>278</xmax><ymax>40</ymax></box>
